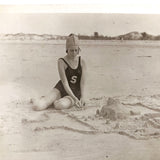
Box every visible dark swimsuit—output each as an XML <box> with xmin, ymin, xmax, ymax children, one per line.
<box><xmin>54</xmin><ymin>56</ymin><xmax>82</xmax><ymax>100</ymax></box>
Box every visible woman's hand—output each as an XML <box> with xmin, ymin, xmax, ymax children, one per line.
<box><xmin>80</xmin><ymin>97</ymin><xmax>86</xmax><ymax>107</ymax></box>
<box><xmin>73</xmin><ymin>97</ymin><xmax>81</xmax><ymax>108</ymax></box>
<box><xmin>73</xmin><ymin>97</ymin><xmax>86</xmax><ymax>108</ymax></box>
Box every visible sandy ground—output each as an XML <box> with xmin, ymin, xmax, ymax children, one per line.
<box><xmin>1</xmin><ymin>40</ymin><xmax>160</xmax><ymax>160</ymax></box>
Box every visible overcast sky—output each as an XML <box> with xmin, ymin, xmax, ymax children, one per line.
<box><xmin>0</xmin><ymin>13</ymin><xmax>160</xmax><ymax>36</ymax></box>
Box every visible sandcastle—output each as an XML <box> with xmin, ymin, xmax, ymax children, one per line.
<box><xmin>96</xmin><ymin>97</ymin><xmax>139</xmax><ymax>121</ymax></box>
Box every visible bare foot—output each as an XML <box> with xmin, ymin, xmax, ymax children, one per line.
<box><xmin>31</xmin><ymin>98</ymin><xmax>48</xmax><ymax>111</ymax></box>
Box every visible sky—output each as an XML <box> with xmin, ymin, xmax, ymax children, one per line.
<box><xmin>0</xmin><ymin>12</ymin><xmax>160</xmax><ymax>36</ymax></box>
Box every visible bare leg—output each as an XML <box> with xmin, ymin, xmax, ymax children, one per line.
<box><xmin>32</xmin><ymin>88</ymin><xmax>61</xmax><ymax>111</ymax></box>
<box><xmin>54</xmin><ymin>96</ymin><xmax>74</xmax><ymax>110</ymax></box>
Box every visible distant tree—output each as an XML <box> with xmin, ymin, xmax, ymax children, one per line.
<box><xmin>78</xmin><ymin>34</ymin><xmax>91</xmax><ymax>40</ymax></box>
<box><xmin>94</xmin><ymin>32</ymin><xmax>99</xmax><ymax>38</ymax></box>
<box><xmin>155</xmin><ymin>35</ymin><xmax>160</xmax><ymax>40</ymax></box>
<box><xmin>141</xmin><ymin>32</ymin><xmax>148</xmax><ymax>40</ymax></box>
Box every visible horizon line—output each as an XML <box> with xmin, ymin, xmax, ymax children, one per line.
<box><xmin>0</xmin><ymin>31</ymin><xmax>160</xmax><ymax>37</ymax></box>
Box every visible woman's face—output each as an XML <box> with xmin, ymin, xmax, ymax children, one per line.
<box><xmin>67</xmin><ymin>46</ymin><xmax>79</xmax><ymax>58</ymax></box>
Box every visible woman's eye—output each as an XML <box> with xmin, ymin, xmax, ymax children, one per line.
<box><xmin>70</xmin><ymin>49</ymin><xmax>78</xmax><ymax>52</ymax></box>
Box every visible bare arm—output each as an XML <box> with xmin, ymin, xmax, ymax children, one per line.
<box><xmin>80</xmin><ymin>58</ymin><xmax>87</xmax><ymax>104</ymax></box>
<box><xmin>58</xmin><ymin>59</ymin><xmax>79</xmax><ymax>102</ymax></box>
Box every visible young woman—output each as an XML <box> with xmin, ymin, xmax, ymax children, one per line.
<box><xmin>32</xmin><ymin>34</ymin><xmax>86</xmax><ymax>110</ymax></box>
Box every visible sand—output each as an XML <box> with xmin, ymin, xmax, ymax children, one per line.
<box><xmin>1</xmin><ymin>91</ymin><xmax>160</xmax><ymax>160</ymax></box>
<box><xmin>1</xmin><ymin>40</ymin><xmax>160</xmax><ymax>160</ymax></box>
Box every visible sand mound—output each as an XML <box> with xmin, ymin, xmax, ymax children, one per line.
<box><xmin>97</xmin><ymin>97</ymin><xmax>138</xmax><ymax>120</ymax></box>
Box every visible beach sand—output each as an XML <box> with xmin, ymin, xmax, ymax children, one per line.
<box><xmin>1</xmin><ymin>40</ymin><xmax>160</xmax><ymax>160</ymax></box>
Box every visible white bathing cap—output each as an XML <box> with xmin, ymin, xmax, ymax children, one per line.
<box><xmin>66</xmin><ymin>34</ymin><xmax>79</xmax><ymax>50</ymax></box>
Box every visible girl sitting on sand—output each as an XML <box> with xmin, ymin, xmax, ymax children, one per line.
<box><xmin>32</xmin><ymin>34</ymin><xmax>86</xmax><ymax>110</ymax></box>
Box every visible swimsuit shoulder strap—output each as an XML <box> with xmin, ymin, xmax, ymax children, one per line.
<box><xmin>59</xmin><ymin>58</ymin><xmax>70</xmax><ymax>67</ymax></box>
<box><xmin>78</xmin><ymin>56</ymin><xmax>81</xmax><ymax>67</ymax></box>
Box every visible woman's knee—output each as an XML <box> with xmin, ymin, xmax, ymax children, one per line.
<box><xmin>54</xmin><ymin>97</ymin><xmax>73</xmax><ymax>110</ymax></box>
<box><xmin>32</xmin><ymin>88</ymin><xmax>61</xmax><ymax>111</ymax></box>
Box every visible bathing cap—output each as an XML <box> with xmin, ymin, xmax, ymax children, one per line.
<box><xmin>66</xmin><ymin>34</ymin><xmax>79</xmax><ymax>50</ymax></box>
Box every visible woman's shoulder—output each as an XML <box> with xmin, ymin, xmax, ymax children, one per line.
<box><xmin>80</xmin><ymin>56</ymin><xmax>85</xmax><ymax>65</ymax></box>
<box><xmin>58</xmin><ymin>56</ymin><xmax>65</xmax><ymax>60</ymax></box>
<box><xmin>58</xmin><ymin>57</ymin><xmax>68</xmax><ymax>69</ymax></box>
<box><xmin>58</xmin><ymin>56</ymin><xmax>66</xmax><ymax>63</ymax></box>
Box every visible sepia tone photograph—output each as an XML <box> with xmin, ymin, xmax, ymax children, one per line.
<box><xmin>0</xmin><ymin>4</ymin><xmax>160</xmax><ymax>160</ymax></box>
